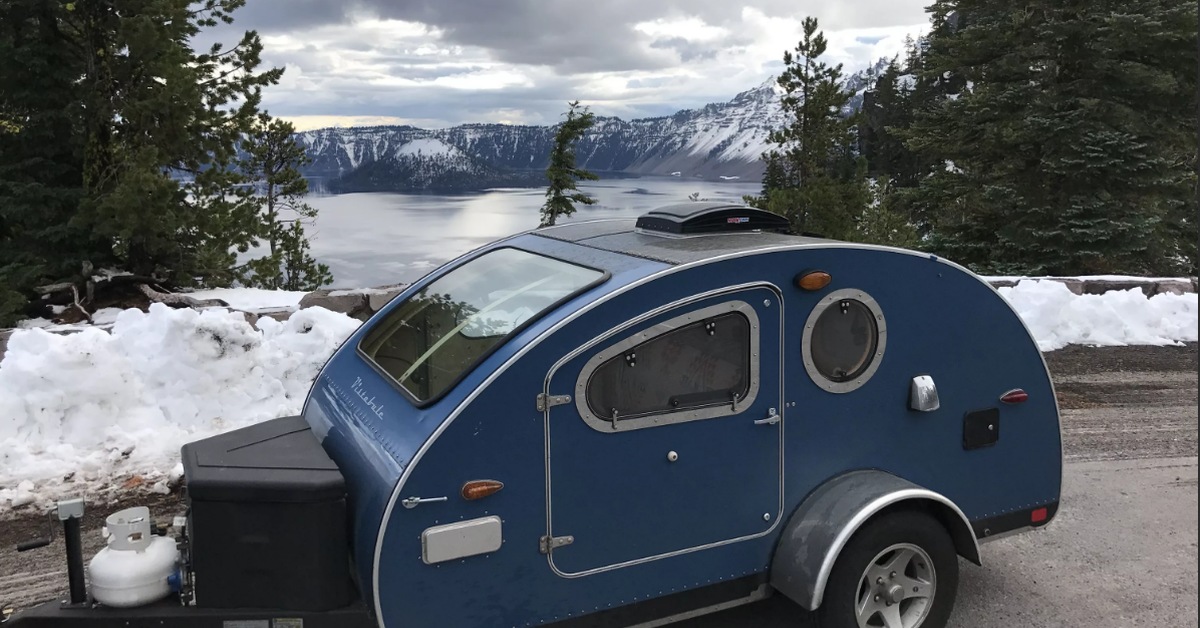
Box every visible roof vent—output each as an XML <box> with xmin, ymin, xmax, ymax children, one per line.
<box><xmin>635</xmin><ymin>202</ymin><xmax>791</xmax><ymax>237</ymax></box>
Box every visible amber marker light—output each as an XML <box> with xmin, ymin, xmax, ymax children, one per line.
<box><xmin>461</xmin><ymin>480</ymin><xmax>505</xmax><ymax>501</ymax></box>
<box><xmin>795</xmin><ymin>270</ymin><xmax>832</xmax><ymax>291</ymax></box>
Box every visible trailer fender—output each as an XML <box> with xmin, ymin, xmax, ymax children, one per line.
<box><xmin>769</xmin><ymin>469</ymin><xmax>980</xmax><ymax>610</ymax></box>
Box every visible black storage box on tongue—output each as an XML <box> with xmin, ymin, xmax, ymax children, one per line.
<box><xmin>181</xmin><ymin>415</ymin><xmax>352</xmax><ymax>611</ymax></box>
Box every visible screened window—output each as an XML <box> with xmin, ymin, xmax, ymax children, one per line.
<box><xmin>586</xmin><ymin>312</ymin><xmax>751</xmax><ymax>421</ymax></box>
<box><xmin>360</xmin><ymin>248</ymin><xmax>604</xmax><ymax>403</ymax></box>
<box><xmin>801</xmin><ymin>289</ymin><xmax>887</xmax><ymax>394</ymax></box>
<box><xmin>810</xmin><ymin>299</ymin><xmax>878</xmax><ymax>382</ymax></box>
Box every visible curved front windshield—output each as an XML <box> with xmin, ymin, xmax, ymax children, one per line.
<box><xmin>359</xmin><ymin>248</ymin><xmax>605</xmax><ymax>403</ymax></box>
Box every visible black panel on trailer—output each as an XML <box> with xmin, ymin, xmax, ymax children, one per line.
<box><xmin>182</xmin><ymin>416</ymin><xmax>353</xmax><ymax>611</ymax></box>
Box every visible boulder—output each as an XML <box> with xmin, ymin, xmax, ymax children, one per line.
<box><xmin>1153</xmin><ymin>279</ymin><xmax>1196</xmax><ymax>296</ymax></box>
<box><xmin>298</xmin><ymin>289</ymin><xmax>369</xmax><ymax>317</ymax></box>
<box><xmin>1054</xmin><ymin>278</ymin><xmax>1085</xmax><ymax>295</ymax></box>
<box><xmin>1081</xmin><ymin>279</ymin><xmax>1155</xmax><ymax>297</ymax></box>
<box><xmin>367</xmin><ymin>285</ymin><xmax>407</xmax><ymax>313</ymax></box>
<box><xmin>988</xmin><ymin>279</ymin><xmax>1019</xmax><ymax>289</ymax></box>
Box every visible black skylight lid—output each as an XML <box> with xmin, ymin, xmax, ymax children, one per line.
<box><xmin>636</xmin><ymin>202</ymin><xmax>791</xmax><ymax>236</ymax></box>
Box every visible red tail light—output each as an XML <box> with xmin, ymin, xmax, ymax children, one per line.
<box><xmin>1000</xmin><ymin>389</ymin><xmax>1029</xmax><ymax>404</ymax></box>
<box><xmin>1031</xmin><ymin>507</ymin><xmax>1048</xmax><ymax>523</ymax></box>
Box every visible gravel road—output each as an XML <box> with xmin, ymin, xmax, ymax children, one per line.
<box><xmin>1</xmin><ymin>342</ymin><xmax>1196</xmax><ymax>626</ymax></box>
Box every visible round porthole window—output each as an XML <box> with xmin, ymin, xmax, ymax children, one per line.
<box><xmin>802</xmin><ymin>289</ymin><xmax>886</xmax><ymax>393</ymax></box>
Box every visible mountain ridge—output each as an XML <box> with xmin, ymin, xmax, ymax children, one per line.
<box><xmin>297</xmin><ymin>61</ymin><xmax>887</xmax><ymax>193</ymax></box>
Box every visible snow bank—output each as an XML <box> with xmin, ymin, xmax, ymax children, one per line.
<box><xmin>0</xmin><ymin>304</ymin><xmax>359</xmax><ymax>514</ymax></box>
<box><xmin>999</xmin><ymin>280</ymin><xmax>1199</xmax><ymax>351</ymax></box>
<box><xmin>1</xmin><ymin>280</ymin><xmax>1196</xmax><ymax>514</ymax></box>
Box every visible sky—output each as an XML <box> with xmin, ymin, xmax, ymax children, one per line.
<box><xmin>211</xmin><ymin>0</ymin><xmax>932</xmax><ymax>131</ymax></box>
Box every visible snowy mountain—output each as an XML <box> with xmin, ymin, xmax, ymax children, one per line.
<box><xmin>297</xmin><ymin>62</ymin><xmax>887</xmax><ymax>192</ymax></box>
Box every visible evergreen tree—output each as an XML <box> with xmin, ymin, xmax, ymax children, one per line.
<box><xmin>241</xmin><ymin>114</ymin><xmax>332</xmax><ymax>291</ymax></box>
<box><xmin>69</xmin><ymin>0</ymin><xmax>284</xmax><ymax>284</ymax></box>
<box><xmin>540</xmin><ymin>101</ymin><xmax>598</xmax><ymax>227</ymax></box>
<box><xmin>906</xmin><ymin>0</ymin><xmax>1197</xmax><ymax>275</ymax></box>
<box><xmin>0</xmin><ymin>0</ymin><xmax>99</xmax><ymax>323</ymax></box>
<box><xmin>0</xmin><ymin>0</ymin><xmax>287</xmax><ymax>324</ymax></box>
<box><xmin>751</xmin><ymin>17</ymin><xmax>870</xmax><ymax>240</ymax></box>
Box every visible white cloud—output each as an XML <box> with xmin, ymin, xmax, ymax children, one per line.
<box><xmin>242</xmin><ymin>2</ymin><xmax>932</xmax><ymax>129</ymax></box>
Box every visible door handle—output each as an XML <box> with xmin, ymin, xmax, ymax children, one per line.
<box><xmin>753</xmin><ymin>408</ymin><xmax>780</xmax><ymax>426</ymax></box>
<box><xmin>402</xmin><ymin>496</ymin><xmax>448</xmax><ymax>509</ymax></box>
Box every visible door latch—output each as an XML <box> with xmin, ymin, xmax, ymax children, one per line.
<box><xmin>753</xmin><ymin>408</ymin><xmax>780</xmax><ymax>426</ymax></box>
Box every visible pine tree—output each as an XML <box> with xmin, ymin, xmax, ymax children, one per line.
<box><xmin>754</xmin><ymin>17</ymin><xmax>870</xmax><ymax>240</ymax></box>
<box><xmin>68</xmin><ymin>0</ymin><xmax>283</xmax><ymax>283</ymax></box>
<box><xmin>540</xmin><ymin>101</ymin><xmax>598</xmax><ymax>227</ymax></box>
<box><xmin>906</xmin><ymin>0</ymin><xmax>1197</xmax><ymax>275</ymax></box>
<box><xmin>0</xmin><ymin>0</ymin><xmax>101</xmax><ymax>323</ymax></box>
<box><xmin>241</xmin><ymin>114</ymin><xmax>332</xmax><ymax>291</ymax></box>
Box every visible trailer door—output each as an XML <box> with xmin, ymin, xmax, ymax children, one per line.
<box><xmin>542</xmin><ymin>286</ymin><xmax>783</xmax><ymax>576</ymax></box>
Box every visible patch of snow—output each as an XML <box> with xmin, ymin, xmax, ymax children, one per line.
<box><xmin>999</xmin><ymin>280</ymin><xmax>1198</xmax><ymax>351</ymax></box>
<box><xmin>184</xmin><ymin>288</ymin><xmax>308</xmax><ymax>312</ymax></box>
<box><xmin>0</xmin><ymin>303</ymin><xmax>361</xmax><ymax>514</ymax></box>
<box><xmin>719</xmin><ymin>176</ymin><xmax>741</xmax><ymax>180</ymax></box>
<box><xmin>984</xmin><ymin>274</ymin><xmax>1194</xmax><ymax>283</ymax></box>
<box><xmin>17</xmin><ymin>318</ymin><xmax>53</xmax><ymax>330</ymax></box>
<box><xmin>329</xmin><ymin>288</ymin><xmax>392</xmax><ymax>297</ymax></box>
<box><xmin>396</xmin><ymin>138</ymin><xmax>460</xmax><ymax>159</ymax></box>
<box><xmin>91</xmin><ymin>308</ymin><xmax>125</xmax><ymax>325</ymax></box>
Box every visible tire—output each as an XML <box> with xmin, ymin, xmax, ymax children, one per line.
<box><xmin>814</xmin><ymin>510</ymin><xmax>959</xmax><ymax>628</ymax></box>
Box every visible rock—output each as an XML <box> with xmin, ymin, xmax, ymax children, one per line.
<box><xmin>298</xmin><ymin>289</ymin><xmax>369</xmax><ymax>317</ymax></box>
<box><xmin>1081</xmin><ymin>280</ymin><xmax>1155</xmax><ymax>297</ymax></box>
<box><xmin>367</xmin><ymin>284</ymin><xmax>407</xmax><ymax>313</ymax></box>
<box><xmin>1153</xmin><ymin>280</ymin><xmax>1195</xmax><ymax>296</ymax></box>
<box><xmin>988</xmin><ymin>280</ymin><xmax>1019</xmax><ymax>289</ymax></box>
<box><xmin>255</xmin><ymin>308</ymin><xmax>294</xmax><ymax>323</ymax></box>
<box><xmin>1054</xmin><ymin>278</ymin><xmax>1085</xmax><ymax>295</ymax></box>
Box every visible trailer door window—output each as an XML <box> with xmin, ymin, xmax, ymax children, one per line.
<box><xmin>359</xmin><ymin>248</ymin><xmax>605</xmax><ymax>404</ymax></box>
<box><xmin>576</xmin><ymin>301</ymin><xmax>760</xmax><ymax>432</ymax></box>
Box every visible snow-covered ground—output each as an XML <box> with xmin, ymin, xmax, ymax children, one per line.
<box><xmin>0</xmin><ymin>304</ymin><xmax>360</xmax><ymax>514</ymax></box>
<box><xmin>0</xmin><ymin>279</ymin><xmax>1195</xmax><ymax>514</ymax></box>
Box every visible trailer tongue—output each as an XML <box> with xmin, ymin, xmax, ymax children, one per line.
<box><xmin>6</xmin><ymin>416</ymin><xmax>373</xmax><ymax>627</ymax></box>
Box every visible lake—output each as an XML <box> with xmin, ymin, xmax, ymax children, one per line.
<box><xmin>304</xmin><ymin>176</ymin><xmax>762</xmax><ymax>288</ymax></box>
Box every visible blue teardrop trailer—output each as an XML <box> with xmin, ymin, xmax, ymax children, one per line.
<box><xmin>9</xmin><ymin>203</ymin><xmax>1062</xmax><ymax>628</ymax></box>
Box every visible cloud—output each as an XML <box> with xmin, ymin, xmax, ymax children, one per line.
<box><xmin>216</xmin><ymin>0</ymin><xmax>930</xmax><ymax>129</ymax></box>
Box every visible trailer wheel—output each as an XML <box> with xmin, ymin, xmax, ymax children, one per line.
<box><xmin>815</xmin><ymin>510</ymin><xmax>958</xmax><ymax>628</ymax></box>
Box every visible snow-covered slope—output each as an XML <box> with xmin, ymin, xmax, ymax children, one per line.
<box><xmin>296</xmin><ymin>63</ymin><xmax>887</xmax><ymax>191</ymax></box>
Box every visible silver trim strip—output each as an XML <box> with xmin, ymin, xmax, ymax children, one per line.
<box><xmin>544</xmin><ymin>284</ymin><xmax>784</xmax><ymax>578</ymax></box>
<box><xmin>571</xmin><ymin>300</ymin><xmax>762</xmax><ymax>433</ymax></box>
<box><xmin>810</xmin><ymin>487</ymin><xmax>979</xmax><ymax>609</ymax></box>
<box><xmin>625</xmin><ymin>583</ymin><xmax>773</xmax><ymax>628</ymax></box>
<box><xmin>371</xmin><ymin>239</ymin><xmax>1058</xmax><ymax>628</ymax></box>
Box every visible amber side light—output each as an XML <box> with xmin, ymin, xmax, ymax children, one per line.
<box><xmin>461</xmin><ymin>480</ymin><xmax>505</xmax><ymax>501</ymax></box>
<box><xmin>796</xmin><ymin>270</ymin><xmax>832</xmax><ymax>291</ymax></box>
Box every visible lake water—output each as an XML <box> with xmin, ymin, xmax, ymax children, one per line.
<box><xmin>305</xmin><ymin>176</ymin><xmax>761</xmax><ymax>288</ymax></box>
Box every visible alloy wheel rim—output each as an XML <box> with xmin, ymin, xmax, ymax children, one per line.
<box><xmin>854</xmin><ymin>542</ymin><xmax>936</xmax><ymax>628</ymax></box>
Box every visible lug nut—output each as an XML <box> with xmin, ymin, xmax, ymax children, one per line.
<box><xmin>890</xmin><ymin>571</ymin><xmax>897</xmax><ymax>578</ymax></box>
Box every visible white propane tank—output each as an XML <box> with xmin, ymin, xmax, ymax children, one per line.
<box><xmin>88</xmin><ymin>506</ymin><xmax>180</xmax><ymax>608</ymax></box>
